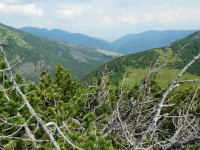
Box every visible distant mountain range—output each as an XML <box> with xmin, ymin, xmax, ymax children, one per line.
<box><xmin>0</xmin><ymin>23</ymin><xmax>121</xmax><ymax>81</ymax></box>
<box><xmin>20</xmin><ymin>27</ymin><xmax>197</xmax><ymax>54</ymax></box>
<box><xmin>20</xmin><ymin>27</ymin><xmax>112</xmax><ymax>50</ymax></box>
<box><xmin>83</xmin><ymin>31</ymin><xmax>200</xmax><ymax>85</ymax></box>
<box><xmin>111</xmin><ymin>30</ymin><xmax>197</xmax><ymax>53</ymax></box>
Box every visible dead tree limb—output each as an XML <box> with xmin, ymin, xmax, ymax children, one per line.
<box><xmin>0</xmin><ymin>37</ymin><xmax>61</xmax><ymax>150</ymax></box>
<box><xmin>133</xmin><ymin>52</ymin><xmax>200</xmax><ymax>149</ymax></box>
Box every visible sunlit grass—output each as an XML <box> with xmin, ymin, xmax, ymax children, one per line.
<box><xmin>124</xmin><ymin>67</ymin><xmax>200</xmax><ymax>88</ymax></box>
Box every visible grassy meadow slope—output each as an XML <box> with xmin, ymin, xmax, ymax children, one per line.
<box><xmin>0</xmin><ymin>23</ymin><xmax>121</xmax><ymax>81</ymax></box>
<box><xmin>83</xmin><ymin>31</ymin><xmax>200</xmax><ymax>87</ymax></box>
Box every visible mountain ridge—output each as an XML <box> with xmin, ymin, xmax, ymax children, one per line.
<box><xmin>111</xmin><ymin>30</ymin><xmax>197</xmax><ymax>53</ymax></box>
<box><xmin>0</xmin><ymin>23</ymin><xmax>120</xmax><ymax>81</ymax></box>
<box><xmin>20</xmin><ymin>27</ymin><xmax>197</xmax><ymax>54</ymax></box>
<box><xmin>20</xmin><ymin>27</ymin><xmax>112</xmax><ymax>50</ymax></box>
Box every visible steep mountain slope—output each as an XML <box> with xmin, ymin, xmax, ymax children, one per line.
<box><xmin>112</xmin><ymin>30</ymin><xmax>197</xmax><ymax>53</ymax></box>
<box><xmin>0</xmin><ymin>23</ymin><xmax>121</xmax><ymax>81</ymax></box>
<box><xmin>20</xmin><ymin>27</ymin><xmax>112</xmax><ymax>50</ymax></box>
<box><xmin>83</xmin><ymin>31</ymin><xmax>200</xmax><ymax>85</ymax></box>
<box><xmin>20</xmin><ymin>27</ymin><xmax>197</xmax><ymax>54</ymax></box>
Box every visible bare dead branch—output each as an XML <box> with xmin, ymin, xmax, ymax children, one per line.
<box><xmin>46</xmin><ymin>122</ymin><xmax>84</xmax><ymax>150</ymax></box>
<box><xmin>0</xmin><ymin>42</ymin><xmax>61</xmax><ymax>150</ymax></box>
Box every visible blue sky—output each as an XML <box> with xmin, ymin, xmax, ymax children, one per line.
<box><xmin>0</xmin><ymin>0</ymin><xmax>200</xmax><ymax>40</ymax></box>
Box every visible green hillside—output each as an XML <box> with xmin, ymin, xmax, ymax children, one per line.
<box><xmin>83</xmin><ymin>31</ymin><xmax>200</xmax><ymax>86</ymax></box>
<box><xmin>1</xmin><ymin>33</ymin><xmax>199</xmax><ymax>149</ymax></box>
<box><xmin>0</xmin><ymin>23</ymin><xmax>121</xmax><ymax>82</ymax></box>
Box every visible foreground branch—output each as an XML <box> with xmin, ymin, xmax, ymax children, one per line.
<box><xmin>0</xmin><ymin>38</ymin><xmax>61</xmax><ymax>150</ymax></box>
<box><xmin>133</xmin><ymin>52</ymin><xmax>200</xmax><ymax>149</ymax></box>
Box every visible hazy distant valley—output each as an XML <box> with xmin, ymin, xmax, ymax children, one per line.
<box><xmin>0</xmin><ymin>23</ymin><xmax>121</xmax><ymax>81</ymax></box>
<box><xmin>20</xmin><ymin>27</ymin><xmax>196</xmax><ymax>54</ymax></box>
<box><xmin>0</xmin><ymin>22</ymin><xmax>197</xmax><ymax>82</ymax></box>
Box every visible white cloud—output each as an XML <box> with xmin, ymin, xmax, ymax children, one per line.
<box><xmin>1</xmin><ymin>0</ymin><xmax>200</xmax><ymax>39</ymax></box>
<box><xmin>117</xmin><ymin>12</ymin><xmax>154</xmax><ymax>24</ymax></box>
<box><xmin>142</xmin><ymin>14</ymin><xmax>155</xmax><ymax>22</ymax></box>
<box><xmin>116</xmin><ymin>3</ymin><xmax>200</xmax><ymax>26</ymax></box>
<box><xmin>157</xmin><ymin>7</ymin><xmax>200</xmax><ymax>23</ymax></box>
<box><xmin>56</xmin><ymin>4</ymin><xmax>92</xmax><ymax>18</ymax></box>
<box><xmin>0</xmin><ymin>3</ymin><xmax>44</xmax><ymax>17</ymax></box>
<box><xmin>0</xmin><ymin>0</ymin><xmax>19</xmax><ymax>4</ymax></box>
<box><xmin>0</xmin><ymin>0</ymin><xmax>40</xmax><ymax>5</ymax></box>
<box><xmin>99</xmin><ymin>16</ymin><xmax>113</xmax><ymax>25</ymax></box>
<box><xmin>117</xmin><ymin>13</ymin><xmax>139</xmax><ymax>24</ymax></box>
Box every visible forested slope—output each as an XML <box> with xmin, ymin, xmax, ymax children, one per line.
<box><xmin>0</xmin><ymin>23</ymin><xmax>120</xmax><ymax>82</ymax></box>
<box><xmin>83</xmin><ymin>31</ymin><xmax>200</xmax><ymax>85</ymax></box>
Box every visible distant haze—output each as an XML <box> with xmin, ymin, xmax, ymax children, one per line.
<box><xmin>20</xmin><ymin>27</ymin><xmax>197</xmax><ymax>54</ymax></box>
<box><xmin>0</xmin><ymin>0</ymin><xmax>200</xmax><ymax>40</ymax></box>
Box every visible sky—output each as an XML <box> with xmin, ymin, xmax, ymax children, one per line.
<box><xmin>0</xmin><ymin>0</ymin><xmax>200</xmax><ymax>40</ymax></box>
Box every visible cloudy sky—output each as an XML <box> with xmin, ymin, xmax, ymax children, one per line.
<box><xmin>0</xmin><ymin>0</ymin><xmax>200</xmax><ymax>40</ymax></box>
